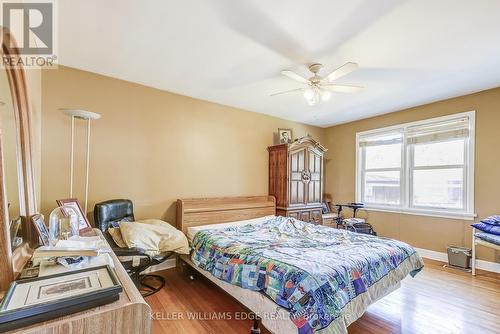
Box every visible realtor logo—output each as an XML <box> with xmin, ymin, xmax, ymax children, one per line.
<box><xmin>1</xmin><ymin>0</ymin><xmax>57</xmax><ymax>68</ymax></box>
<box><xmin>3</xmin><ymin>2</ymin><xmax>53</xmax><ymax>54</ymax></box>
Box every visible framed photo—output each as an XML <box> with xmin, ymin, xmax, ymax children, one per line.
<box><xmin>0</xmin><ymin>265</ymin><xmax>122</xmax><ymax>331</ymax></box>
<box><xmin>56</xmin><ymin>198</ymin><xmax>92</xmax><ymax>233</ymax></box>
<box><xmin>19</xmin><ymin>266</ymin><xmax>40</xmax><ymax>280</ymax></box>
<box><xmin>321</xmin><ymin>201</ymin><xmax>331</xmax><ymax>214</ymax></box>
<box><xmin>278</xmin><ymin>128</ymin><xmax>293</xmax><ymax>144</ymax></box>
<box><xmin>9</xmin><ymin>217</ymin><xmax>21</xmax><ymax>247</ymax></box>
<box><xmin>30</xmin><ymin>214</ymin><xmax>50</xmax><ymax>246</ymax></box>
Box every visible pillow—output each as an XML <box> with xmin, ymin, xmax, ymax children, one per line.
<box><xmin>480</xmin><ymin>215</ymin><xmax>500</xmax><ymax>226</ymax></box>
<box><xmin>118</xmin><ymin>219</ymin><xmax>190</xmax><ymax>256</ymax></box>
<box><xmin>108</xmin><ymin>227</ymin><xmax>127</xmax><ymax>248</ymax></box>
<box><xmin>471</xmin><ymin>222</ymin><xmax>500</xmax><ymax>236</ymax></box>
<box><xmin>475</xmin><ymin>232</ymin><xmax>500</xmax><ymax>246</ymax></box>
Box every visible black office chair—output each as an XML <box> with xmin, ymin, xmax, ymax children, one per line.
<box><xmin>94</xmin><ymin>199</ymin><xmax>173</xmax><ymax>297</ymax></box>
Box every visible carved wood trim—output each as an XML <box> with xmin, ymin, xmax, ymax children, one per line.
<box><xmin>289</xmin><ymin>135</ymin><xmax>327</xmax><ymax>153</ymax></box>
<box><xmin>0</xmin><ymin>27</ymin><xmax>38</xmax><ymax>290</ymax></box>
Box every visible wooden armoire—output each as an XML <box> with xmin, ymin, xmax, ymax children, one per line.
<box><xmin>268</xmin><ymin>135</ymin><xmax>327</xmax><ymax>224</ymax></box>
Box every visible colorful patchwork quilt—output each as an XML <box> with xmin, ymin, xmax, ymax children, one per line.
<box><xmin>191</xmin><ymin>216</ymin><xmax>424</xmax><ymax>334</ymax></box>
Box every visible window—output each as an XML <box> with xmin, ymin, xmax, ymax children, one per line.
<box><xmin>356</xmin><ymin>111</ymin><xmax>475</xmax><ymax>219</ymax></box>
<box><xmin>360</xmin><ymin>131</ymin><xmax>403</xmax><ymax>206</ymax></box>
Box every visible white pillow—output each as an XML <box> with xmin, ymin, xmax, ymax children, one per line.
<box><xmin>118</xmin><ymin>219</ymin><xmax>189</xmax><ymax>256</ymax></box>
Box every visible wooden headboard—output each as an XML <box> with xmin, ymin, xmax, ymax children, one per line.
<box><xmin>176</xmin><ymin>196</ymin><xmax>276</xmax><ymax>234</ymax></box>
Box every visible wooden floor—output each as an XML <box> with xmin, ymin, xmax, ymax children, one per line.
<box><xmin>146</xmin><ymin>259</ymin><xmax>500</xmax><ymax>334</ymax></box>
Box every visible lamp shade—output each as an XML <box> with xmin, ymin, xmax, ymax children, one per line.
<box><xmin>59</xmin><ymin>108</ymin><xmax>101</xmax><ymax>120</ymax></box>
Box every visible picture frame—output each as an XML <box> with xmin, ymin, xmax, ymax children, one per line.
<box><xmin>56</xmin><ymin>198</ymin><xmax>92</xmax><ymax>234</ymax></box>
<box><xmin>30</xmin><ymin>214</ymin><xmax>50</xmax><ymax>246</ymax></box>
<box><xmin>321</xmin><ymin>201</ymin><xmax>331</xmax><ymax>214</ymax></box>
<box><xmin>0</xmin><ymin>265</ymin><xmax>122</xmax><ymax>332</ymax></box>
<box><xmin>19</xmin><ymin>266</ymin><xmax>40</xmax><ymax>280</ymax></box>
<box><xmin>278</xmin><ymin>128</ymin><xmax>293</xmax><ymax>144</ymax></box>
<box><xmin>9</xmin><ymin>216</ymin><xmax>21</xmax><ymax>247</ymax></box>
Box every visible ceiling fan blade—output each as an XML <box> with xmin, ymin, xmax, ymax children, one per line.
<box><xmin>211</xmin><ymin>1</ymin><xmax>308</xmax><ymax>63</ymax></box>
<box><xmin>322</xmin><ymin>84</ymin><xmax>364</xmax><ymax>93</ymax></box>
<box><xmin>325</xmin><ymin>62</ymin><xmax>359</xmax><ymax>82</ymax></box>
<box><xmin>270</xmin><ymin>88</ymin><xmax>303</xmax><ymax>96</ymax></box>
<box><xmin>280</xmin><ymin>70</ymin><xmax>310</xmax><ymax>84</ymax></box>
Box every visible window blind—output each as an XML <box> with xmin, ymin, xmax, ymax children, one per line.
<box><xmin>359</xmin><ymin>132</ymin><xmax>402</xmax><ymax>147</ymax></box>
<box><xmin>406</xmin><ymin>116</ymin><xmax>470</xmax><ymax>145</ymax></box>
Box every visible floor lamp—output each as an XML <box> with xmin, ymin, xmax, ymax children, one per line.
<box><xmin>60</xmin><ymin>109</ymin><xmax>101</xmax><ymax>214</ymax></box>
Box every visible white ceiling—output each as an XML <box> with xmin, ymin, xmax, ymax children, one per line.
<box><xmin>58</xmin><ymin>0</ymin><xmax>500</xmax><ymax>127</ymax></box>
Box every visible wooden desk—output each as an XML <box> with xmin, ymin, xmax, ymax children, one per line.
<box><xmin>5</xmin><ymin>229</ymin><xmax>151</xmax><ymax>334</ymax></box>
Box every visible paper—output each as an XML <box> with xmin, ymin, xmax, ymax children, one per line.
<box><xmin>39</xmin><ymin>253</ymin><xmax>114</xmax><ymax>277</ymax></box>
<box><xmin>56</xmin><ymin>236</ymin><xmax>111</xmax><ymax>253</ymax></box>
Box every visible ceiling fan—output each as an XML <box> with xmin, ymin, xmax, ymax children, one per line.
<box><xmin>272</xmin><ymin>62</ymin><xmax>363</xmax><ymax>106</ymax></box>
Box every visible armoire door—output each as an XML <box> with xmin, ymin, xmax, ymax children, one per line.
<box><xmin>289</xmin><ymin>148</ymin><xmax>307</xmax><ymax>206</ymax></box>
<box><xmin>307</xmin><ymin>149</ymin><xmax>322</xmax><ymax>206</ymax></box>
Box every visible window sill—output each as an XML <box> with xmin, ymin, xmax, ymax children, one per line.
<box><xmin>362</xmin><ymin>206</ymin><xmax>477</xmax><ymax>221</ymax></box>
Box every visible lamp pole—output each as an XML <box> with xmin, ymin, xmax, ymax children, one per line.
<box><xmin>60</xmin><ymin>109</ymin><xmax>101</xmax><ymax>215</ymax></box>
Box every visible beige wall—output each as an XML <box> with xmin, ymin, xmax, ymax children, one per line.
<box><xmin>325</xmin><ymin>87</ymin><xmax>500</xmax><ymax>262</ymax></box>
<box><xmin>41</xmin><ymin>66</ymin><xmax>325</xmax><ymax>223</ymax></box>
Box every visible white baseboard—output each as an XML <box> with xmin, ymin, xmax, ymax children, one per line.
<box><xmin>414</xmin><ymin>248</ymin><xmax>449</xmax><ymax>262</ymax></box>
<box><xmin>141</xmin><ymin>257</ymin><xmax>176</xmax><ymax>274</ymax></box>
<box><xmin>415</xmin><ymin>247</ymin><xmax>500</xmax><ymax>274</ymax></box>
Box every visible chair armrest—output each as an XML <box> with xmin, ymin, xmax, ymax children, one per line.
<box><xmin>111</xmin><ymin>247</ymin><xmax>149</xmax><ymax>257</ymax></box>
<box><xmin>151</xmin><ymin>251</ymin><xmax>175</xmax><ymax>265</ymax></box>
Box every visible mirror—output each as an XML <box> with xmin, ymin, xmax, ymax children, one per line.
<box><xmin>0</xmin><ymin>68</ymin><xmax>22</xmax><ymax>250</ymax></box>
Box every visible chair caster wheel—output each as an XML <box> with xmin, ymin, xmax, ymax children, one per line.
<box><xmin>251</xmin><ymin>318</ymin><xmax>261</xmax><ymax>334</ymax></box>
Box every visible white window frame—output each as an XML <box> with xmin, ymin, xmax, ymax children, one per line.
<box><xmin>358</xmin><ymin>128</ymin><xmax>404</xmax><ymax>208</ymax></box>
<box><xmin>355</xmin><ymin>111</ymin><xmax>476</xmax><ymax>220</ymax></box>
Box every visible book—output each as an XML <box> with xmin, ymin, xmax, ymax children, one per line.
<box><xmin>33</xmin><ymin>247</ymin><xmax>99</xmax><ymax>258</ymax></box>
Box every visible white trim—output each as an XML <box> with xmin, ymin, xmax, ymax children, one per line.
<box><xmin>414</xmin><ymin>247</ymin><xmax>448</xmax><ymax>262</ymax></box>
<box><xmin>472</xmin><ymin>227</ymin><xmax>476</xmax><ymax>275</ymax></box>
<box><xmin>141</xmin><ymin>257</ymin><xmax>176</xmax><ymax>274</ymax></box>
<box><xmin>467</xmin><ymin>111</ymin><xmax>476</xmax><ymax>214</ymax></box>
<box><xmin>356</xmin><ymin>111</ymin><xmax>476</xmax><ymax>219</ymax></box>
<box><xmin>415</xmin><ymin>247</ymin><xmax>500</xmax><ymax>274</ymax></box>
<box><xmin>363</xmin><ymin>206</ymin><xmax>477</xmax><ymax>221</ymax></box>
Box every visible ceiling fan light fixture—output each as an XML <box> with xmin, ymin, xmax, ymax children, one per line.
<box><xmin>275</xmin><ymin>62</ymin><xmax>363</xmax><ymax>106</ymax></box>
<box><xmin>303</xmin><ymin>87</ymin><xmax>315</xmax><ymax>100</ymax></box>
<box><xmin>321</xmin><ymin>90</ymin><xmax>331</xmax><ymax>102</ymax></box>
<box><xmin>306</xmin><ymin>89</ymin><xmax>320</xmax><ymax>106</ymax></box>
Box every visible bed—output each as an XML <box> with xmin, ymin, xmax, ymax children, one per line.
<box><xmin>176</xmin><ymin>196</ymin><xmax>424</xmax><ymax>334</ymax></box>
